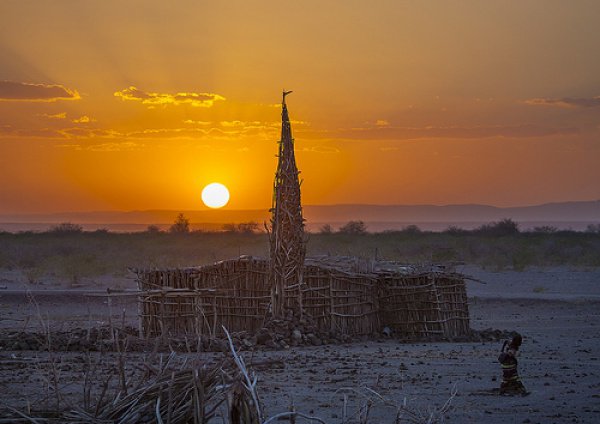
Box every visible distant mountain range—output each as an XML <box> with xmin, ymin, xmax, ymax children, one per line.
<box><xmin>0</xmin><ymin>200</ymin><xmax>598</xmax><ymax>232</ymax></box>
<box><xmin>304</xmin><ymin>200</ymin><xmax>600</xmax><ymax>223</ymax></box>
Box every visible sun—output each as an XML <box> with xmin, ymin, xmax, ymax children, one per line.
<box><xmin>201</xmin><ymin>183</ymin><xmax>230</xmax><ymax>209</ymax></box>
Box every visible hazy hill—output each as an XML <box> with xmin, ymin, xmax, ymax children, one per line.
<box><xmin>0</xmin><ymin>200</ymin><xmax>598</xmax><ymax>232</ymax></box>
<box><xmin>303</xmin><ymin>200</ymin><xmax>600</xmax><ymax>223</ymax></box>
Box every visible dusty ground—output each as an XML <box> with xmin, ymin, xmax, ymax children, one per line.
<box><xmin>1</xmin><ymin>266</ymin><xmax>600</xmax><ymax>423</ymax></box>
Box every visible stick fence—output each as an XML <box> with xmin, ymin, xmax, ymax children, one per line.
<box><xmin>134</xmin><ymin>256</ymin><xmax>470</xmax><ymax>340</ymax></box>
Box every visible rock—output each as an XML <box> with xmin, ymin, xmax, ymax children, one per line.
<box><xmin>256</xmin><ymin>329</ymin><xmax>273</xmax><ymax>345</ymax></box>
<box><xmin>308</xmin><ymin>334</ymin><xmax>322</xmax><ymax>346</ymax></box>
<box><xmin>292</xmin><ymin>329</ymin><xmax>302</xmax><ymax>342</ymax></box>
<box><xmin>209</xmin><ymin>338</ymin><xmax>227</xmax><ymax>352</ymax></box>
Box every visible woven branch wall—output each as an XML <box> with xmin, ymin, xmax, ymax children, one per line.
<box><xmin>135</xmin><ymin>256</ymin><xmax>470</xmax><ymax>339</ymax></box>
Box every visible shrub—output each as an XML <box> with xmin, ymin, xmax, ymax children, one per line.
<box><xmin>23</xmin><ymin>266</ymin><xmax>44</xmax><ymax>284</ymax></box>
<box><xmin>586</xmin><ymin>224</ymin><xmax>600</xmax><ymax>234</ymax></box>
<box><xmin>48</xmin><ymin>222</ymin><xmax>83</xmax><ymax>234</ymax></box>
<box><xmin>338</xmin><ymin>220</ymin><xmax>367</xmax><ymax>235</ymax></box>
<box><xmin>400</xmin><ymin>224</ymin><xmax>422</xmax><ymax>234</ymax></box>
<box><xmin>475</xmin><ymin>218</ymin><xmax>520</xmax><ymax>236</ymax></box>
<box><xmin>444</xmin><ymin>226</ymin><xmax>467</xmax><ymax>235</ymax></box>
<box><xmin>511</xmin><ymin>247</ymin><xmax>535</xmax><ymax>271</ymax></box>
<box><xmin>237</xmin><ymin>222</ymin><xmax>259</xmax><ymax>234</ymax></box>
<box><xmin>146</xmin><ymin>225</ymin><xmax>161</xmax><ymax>233</ymax></box>
<box><xmin>431</xmin><ymin>247</ymin><xmax>458</xmax><ymax>262</ymax></box>
<box><xmin>319</xmin><ymin>224</ymin><xmax>333</xmax><ymax>234</ymax></box>
<box><xmin>531</xmin><ymin>225</ymin><xmax>558</xmax><ymax>234</ymax></box>
<box><xmin>222</xmin><ymin>222</ymin><xmax>260</xmax><ymax>234</ymax></box>
<box><xmin>222</xmin><ymin>223</ymin><xmax>237</xmax><ymax>233</ymax></box>
<box><xmin>44</xmin><ymin>253</ymin><xmax>108</xmax><ymax>285</ymax></box>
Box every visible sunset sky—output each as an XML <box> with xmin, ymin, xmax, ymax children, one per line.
<box><xmin>1</xmin><ymin>1</ymin><xmax>599</xmax><ymax>214</ymax></box>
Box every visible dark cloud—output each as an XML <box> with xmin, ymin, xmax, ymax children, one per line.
<box><xmin>525</xmin><ymin>96</ymin><xmax>600</xmax><ymax>108</ymax></box>
<box><xmin>0</xmin><ymin>80</ymin><xmax>80</xmax><ymax>101</ymax></box>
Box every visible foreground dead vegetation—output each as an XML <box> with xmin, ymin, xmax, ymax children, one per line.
<box><xmin>0</xmin><ymin>327</ymin><xmax>457</xmax><ymax>424</ymax></box>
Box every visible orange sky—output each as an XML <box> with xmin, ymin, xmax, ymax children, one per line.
<box><xmin>1</xmin><ymin>1</ymin><xmax>599</xmax><ymax>214</ymax></box>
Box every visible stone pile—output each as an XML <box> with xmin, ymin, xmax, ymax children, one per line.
<box><xmin>0</xmin><ymin>317</ymin><xmax>518</xmax><ymax>353</ymax></box>
<box><xmin>244</xmin><ymin>306</ymin><xmax>352</xmax><ymax>350</ymax></box>
<box><xmin>0</xmin><ymin>326</ymin><xmax>138</xmax><ymax>352</ymax></box>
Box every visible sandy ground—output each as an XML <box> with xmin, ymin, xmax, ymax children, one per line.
<box><xmin>1</xmin><ymin>267</ymin><xmax>600</xmax><ymax>423</ymax></box>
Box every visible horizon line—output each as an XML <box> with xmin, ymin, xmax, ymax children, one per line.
<box><xmin>0</xmin><ymin>198</ymin><xmax>598</xmax><ymax>216</ymax></box>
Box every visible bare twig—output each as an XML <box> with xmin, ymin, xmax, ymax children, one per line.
<box><xmin>222</xmin><ymin>326</ymin><xmax>262</xmax><ymax>421</ymax></box>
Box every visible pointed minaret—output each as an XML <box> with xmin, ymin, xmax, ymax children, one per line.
<box><xmin>269</xmin><ymin>90</ymin><xmax>306</xmax><ymax>318</ymax></box>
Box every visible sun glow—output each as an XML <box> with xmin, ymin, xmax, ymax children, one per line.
<box><xmin>201</xmin><ymin>183</ymin><xmax>230</xmax><ymax>209</ymax></box>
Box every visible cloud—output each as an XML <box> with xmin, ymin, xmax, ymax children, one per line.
<box><xmin>317</xmin><ymin>124</ymin><xmax>579</xmax><ymax>140</ymax></box>
<box><xmin>0</xmin><ymin>81</ymin><xmax>80</xmax><ymax>102</ymax></box>
<box><xmin>72</xmin><ymin>115</ymin><xmax>96</xmax><ymax>123</ymax></box>
<box><xmin>57</xmin><ymin>141</ymin><xmax>141</xmax><ymax>152</ymax></box>
<box><xmin>58</xmin><ymin>128</ymin><xmax>120</xmax><ymax>139</ymax></box>
<box><xmin>300</xmin><ymin>146</ymin><xmax>340</xmax><ymax>154</ymax></box>
<box><xmin>124</xmin><ymin>126</ymin><xmax>273</xmax><ymax>140</ymax></box>
<box><xmin>84</xmin><ymin>141</ymin><xmax>141</xmax><ymax>152</ymax></box>
<box><xmin>114</xmin><ymin>86</ymin><xmax>225</xmax><ymax>108</ymax></box>
<box><xmin>125</xmin><ymin>128</ymin><xmax>204</xmax><ymax>139</ymax></box>
<box><xmin>0</xmin><ymin>123</ymin><xmax>277</xmax><ymax>141</ymax></box>
<box><xmin>218</xmin><ymin>119</ymin><xmax>310</xmax><ymax>132</ymax></box>
<box><xmin>40</xmin><ymin>112</ymin><xmax>67</xmax><ymax>119</ymax></box>
<box><xmin>0</xmin><ymin>125</ymin><xmax>63</xmax><ymax>138</ymax></box>
<box><xmin>375</xmin><ymin>119</ymin><xmax>390</xmax><ymax>127</ymax></box>
<box><xmin>524</xmin><ymin>96</ymin><xmax>600</xmax><ymax>108</ymax></box>
<box><xmin>183</xmin><ymin>119</ymin><xmax>212</xmax><ymax>125</ymax></box>
<box><xmin>1</xmin><ymin>119</ymin><xmax>578</xmax><ymax>144</ymax></box>
<box><xmin>290</xmin><ymin>120</ymin><xmax>309</xmax><ymax>126</ymax></box>
<box><xmin>0</xmin><ymin>124</ymin><xmax>120</xmax><ymax>140</ymax></box>
<box><xmin>220</xmin><ymin>120</ymin><xmax>262</xmax><ymax>128</ymax></box>
<box><xmin>219</xmin><ymin>120</ymin><xmax>281</xmax><ymax>130</ymax></box>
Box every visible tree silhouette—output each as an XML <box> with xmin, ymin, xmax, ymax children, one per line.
<box><xmin>169</xmin><ymin>213</ymin><xmax>190</xmax><ymax>233</ymax></box>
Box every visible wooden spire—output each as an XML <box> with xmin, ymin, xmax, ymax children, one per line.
<box><xmin>269</xmin><ymin>91</ymin><xmax>306</xmax><ymax>318</ymax></box>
